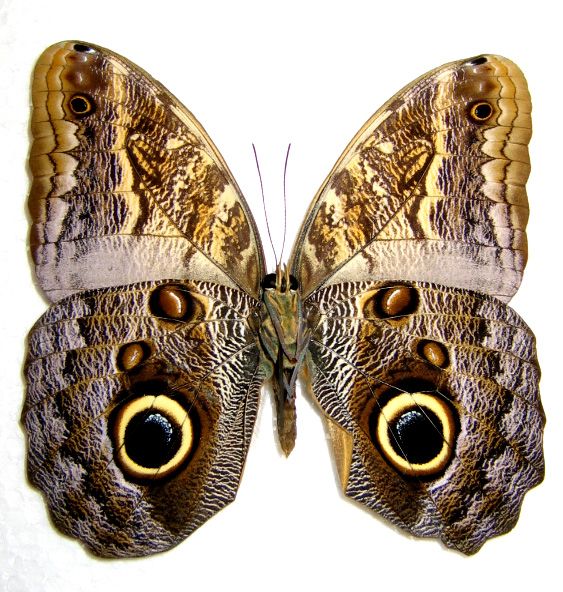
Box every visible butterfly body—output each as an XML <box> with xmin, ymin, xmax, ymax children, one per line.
<box><xmin>23</xmin><ymin>41</ymin><xmax>544</xmax><ymax>557</ymax></box>
<box><xmin>260</xmin><ymin>268</ymin><xmax>311</xmax><ymax>455</ymax></box>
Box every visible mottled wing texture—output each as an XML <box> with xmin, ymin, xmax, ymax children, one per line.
<box><xmin>29</xmin><ymin>41</ymin><xmax>264</xmax><ymax>301</ymax></box>
<box><xmin>25</xmin><ymin>44</ymin><xmax>543</xmax><ymax>557</ymax></box>
<box><xmin>25</xmin><ymin>41</ymin><xmax>269</xmax><ymax>557</ymax></box>
<box><xmin>290</xmin><ymin>55</ymin><xmax>531</xmax><ymax>302</ymax></box>
<box><xmin>23</xmin><ymin>280</ymin><xmax>265</xmax><ymax>557</ymax></box>
<box><xmin>304</xmin><ymin>281</ymin><xmax>543</xmax><ymax>554</ymax></box>
<box><xmin>295</xmin><ymin>54</ymin><xmax>543</xmax><ymax>553</ymax></box>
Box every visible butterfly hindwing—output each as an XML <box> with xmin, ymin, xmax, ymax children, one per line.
<box><xmin>23</xmin><ymin>280</ymin><xmax>265</xmax><ymax>557</ymax></box>
<box><xmin>304</xmin><ymin>280</ymin><xmax>543</xmax><ymax>554</ymax></box>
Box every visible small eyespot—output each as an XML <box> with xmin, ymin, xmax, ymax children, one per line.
<box><xmin>468</xmin><ymin>101</ymin><xmax>494</xmax><ymax>123</ymax></box>
<box><xmin>149</xmin><ymin>284</ymin><xmax>193</xmax><ymax>322</ymax></box>
<box><xmin>371</xmin><ymin>392</ymin><xmax>457</xmax><ymax>477</ymax></box>
<box><xmin>112</xmin><ymin>394</ymin><xmax>197</xmax><ymax>480</ymax></box>
<box><xmin>466</xmin><ymin>55</ymin><xmax>488</xmax><ymax>66</ymax></box>
<box><xmin>116</xmin><ymin>341</ymin><xmax>151</xmax><ymax>371</ymax></box>
<box><xmin>69</xmin><ymin>94</ymin><xmax>95</xmax><ymax>116</ymax></box>
<box><xmin>364</xmin><ymin>285</ymin><xmax>419</xmax><ymax>321</ymax></box>
<box><xmin>73</xmin><ymin>43</ymin><xmax>95</xmax><ymax>53</ymax></box>
<box><xmin>417</xmin><ymin>340</ymin><xmax>450</xmax><ymax>369</ymax></box>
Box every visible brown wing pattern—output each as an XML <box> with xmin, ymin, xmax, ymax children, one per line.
<box><xmin>290</xmin><ymin>55</ymin><xmax>531</xmax><ymax>302</ymax></box>
<box><xmin>25</xmin><ymin>44</ymin><xmax>543</xmax><ymax>557</ymax></box>
<box><xmin>23</xmin><ymin>280</ymin><xmax>265</xmax><ymax>557</ymax></box>
<box><xmin>29</xmin><ymin>41</ymin><xmax>264</xmax><ymax>302</ymax></box>
<box><xmin>304</xmin><ymin>281</ymin><xmax>543</xmax><ymax>554</ymax></box>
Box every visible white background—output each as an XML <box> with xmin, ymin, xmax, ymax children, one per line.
<box><xmin>1</xmin><ymin>0</ymin><xmax>561</xmax><ymax>590</ymax></box>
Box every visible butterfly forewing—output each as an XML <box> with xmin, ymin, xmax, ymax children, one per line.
<box><xmin>290</xmin><ymin>55</ymin><xmax>531</xmax><ymax>303</ymax></box>
<box><xmin>28</xmin><ymin>41</ymin><xmax>265</xmax><ymax>302</ymax></box>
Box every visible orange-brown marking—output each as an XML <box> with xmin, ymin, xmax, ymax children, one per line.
<box><xmin>150</xmin><ymin>285</ymin><xmax>191</xmax><ymax>321</ymax></box>
<box><xmin>379</xmin><ymin>286</ymin><xmax>418</xmax><ymax>317</ymax></box>
<box><xmin>117</xmin><ymin>342</ymin><xmax>149</xmax><ymax>371</ymax></box>
<box><xmin>418</xmin><ymin>340</ymin><xmax>450</xmax><ymax>368</ymax></box>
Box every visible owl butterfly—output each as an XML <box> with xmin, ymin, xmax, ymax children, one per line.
<box><xmin>23</xmin><ymin>41</ymin><xmax>544</xmax><ymax>558</ymax></box>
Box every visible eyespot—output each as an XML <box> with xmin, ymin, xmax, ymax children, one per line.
<box><xmin>116</xmin><ymin>341</ymin><xmax>152</xmax><ymax>371</ymax></box>
<box><xmin>149</xmin><ymin>284</ymin><xmax>193</xmax><ymax>322</ymax></box>
<box><xmin>73</xmin><ymin>43</ymin><xmax>95</xmax><ymax>53</ymax></box>
<box><xmin>468</xmin><ymin>101</ymin><xmax>494</xmax><ymax>123</ymax></box>
<box><xmin>466</xmin><ymin>55</ymin><xmax>488</xmax><ymax>66</ymax></box>
<box><xmin>417</xmin><ymin>340</ymin><xmax>450</xmax><ymax>369</ymax></box>
<box><xmin>68</xmin><ymin>94</ymin><xmax>95</xmax><ymax>116</ymax></box>
<box><xmin>112</xmin><ymin>394</ymin><xmax>197</xmax><ymax>480</ymax></box>
<box><xmin>372</xmin><ymin>392</ymin><xmax>457</xmax><ymax>477</ymax></box>
<box><xmin>363</xmin><ymin>285</ymin><xmax>419</xmax><ymax>320</ymax></box>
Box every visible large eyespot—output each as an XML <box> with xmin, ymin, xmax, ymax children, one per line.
<box><xmin>68</xmin><ymin>94</ymin><xmax>95</xmax><ymax>117</ymax></box>
<box><xmin>372</xmin><ymin>392</ymin><xmax>457</xmax><ymax>477</ymax></box>
<box><xmin>468</xmin><ymin>100</ymin><xmax>494</xmax><ymax>123</ymax></box>
<box><xmin>112</xmin><ymin>395</ymin><xmax>197</xmax><ymax>480</ymax></box>
<box><xmin>363</xmin><ymin>285</ymin><xmax>419</xmax><ymax>321</ymax></box>
<box><xmin>149</xmin><ymin>284</ymin><xmax>194</xmax><ymax>322</ymax></box>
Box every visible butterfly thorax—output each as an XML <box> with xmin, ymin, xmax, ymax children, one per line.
<box><xmin>259</xmin><ymin>266</ymin><xmax>310</xmax><ymax>455</ymax></box>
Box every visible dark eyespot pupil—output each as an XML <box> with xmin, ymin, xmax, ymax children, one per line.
<box><xmin>474</xmin><ymin>102</ymin><xmax>492</xmax><ymax>119</ymax></box>
<box><xmin>389</xmin><ymin>408</ymin><xmax>443</xmax><ymax>464</ymax></box>
<box><xmin>73</xmin><ymin>43</ymin><xmax>93</xmax><ymax>53</ymax></box>
<box><xmin>261</xmin><ymin>273</ymin><xmax>277</xmax><ymax>290</ymax></box>
<box><xmin>124</xmin><ymin>412</ymin><xmax>181</xmax><ymax>468</ymax></box>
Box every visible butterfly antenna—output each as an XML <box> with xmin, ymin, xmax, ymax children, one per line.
<box><xmin>252</xmin><ymin>143</ymin><xmax>278</xmax><ymax>266</ymax></box>
<box><xmin>279</xmin><ymin>143</ymin><xmax>291</xmax><ymax>264</ymax></box>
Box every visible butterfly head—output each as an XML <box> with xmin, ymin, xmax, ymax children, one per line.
<box><xmin>261</xmin><ymin>265</ymin><xmax>299</xmax><ymax>294</ymax></box>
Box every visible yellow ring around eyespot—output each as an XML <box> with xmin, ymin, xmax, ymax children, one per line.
<box><xmin>69</xmin><ymin>94</ymin><xmax>93</xmax><ymax>114</ymax></box>
<box><xmin>469</xmin><ymin>101</ymin><xmax>493</xmax><ymax>122</ymax></box>
<box><xmin>376</xmin><ymin>392</ymin><xmax>455</xmax><ymax>477</ymax></box>
<box><xmin>115</xmin><ymin>395</ymin><xmax>193</xmax><ymax>480</ymax></box>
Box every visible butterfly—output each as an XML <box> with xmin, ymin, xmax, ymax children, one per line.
<box><xmin>23</xmin><ymin>41</ymin><xmax>544</xmax><ymax>557</ymax></box>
